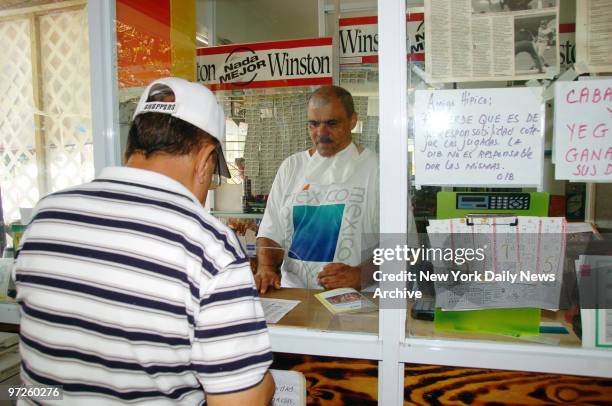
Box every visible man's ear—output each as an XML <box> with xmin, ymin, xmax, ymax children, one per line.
<box><xmin>195</xmin><ymin>143</ymin><xmax>217</xmax><ymax>184</ymax></box>
<box><xmin>349</xmin><ymin>112</ymin><xmax>358</xmax><ymax>131</ymax></box>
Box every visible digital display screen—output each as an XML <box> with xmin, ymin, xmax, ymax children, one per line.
<box><xmin>460</xmin><ymin>196</ymin><xmax>486</xmax><ymax>202</ymax></box>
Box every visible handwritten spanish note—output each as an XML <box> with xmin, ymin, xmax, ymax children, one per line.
<box><xmin>414</xmin><ymin>88</ymin><xmax>544</xmax><ymax>188</ymax></box>
<box><xmin>270</xmin><ymin>369</ymin><xmax>306</xmax><ymax>406</ymax></box>
<box><xmin>554</xmin><ymin>80</ymin><xmax>612</xmax><ymax>181</ymax></box>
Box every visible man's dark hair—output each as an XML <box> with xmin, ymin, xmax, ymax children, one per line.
<box><xmin>125</xmin><ymin>84</ymin><xmax>218</xmax><ymax>159</ymax></box>
<box><xmin>309</xmin><ymin>85</ymin><xmax>355</xmax><ymax>117</ymax></box>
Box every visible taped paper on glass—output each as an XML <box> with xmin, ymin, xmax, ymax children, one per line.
<box><xmin>425</xmin><ymin>0</ymin><xmax>560</xmax><ymax>83</ymax></box>
<box><xmin>553</xmin><ymin>79</ymin><xmax>612</xmax><ymax>182</ymax></box>
<box><xmin>575</xmin><ymin>0</ymin><xmax>612</xmax><ymax>74</ymax></box>
<box><xmin>414</xmin><ymin>87</ymin><xmax>545</xmax><ymax>189</ymax></box>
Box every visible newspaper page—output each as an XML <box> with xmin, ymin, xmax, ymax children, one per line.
<box><xmin>425</xmin><ymin>0</ymin><xmax>560</xmax><ymax>82</ymax></box>
<box><xmin>576</xmin><ymin>0</ymin><xmax>612</xmax><ymax>73</ymax></box>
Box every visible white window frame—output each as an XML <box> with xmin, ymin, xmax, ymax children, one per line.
<box><xmin>88</xmin><ymin>0</ymin><xmax>120</xmax><ymax>173</ymax></box>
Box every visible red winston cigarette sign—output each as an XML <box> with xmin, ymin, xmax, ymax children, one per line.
<box><xmin>196</xmin><ymin>37</ymin><xmax>333</xmax><ymax>91</ymax></box>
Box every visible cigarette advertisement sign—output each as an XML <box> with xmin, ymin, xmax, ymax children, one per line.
<box><xmin>339</xmin><ymin>12</ymin><xmax>425</xmax><ymax>65</ymax></box>
<box><xmin>196</xmin><ymin>37</ymin><xmax>332</xmax><ymax>91</ymax></box>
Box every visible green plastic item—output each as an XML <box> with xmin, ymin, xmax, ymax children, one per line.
<box><xmin>432</xmin><ymin>191</ymin><xmax>548</xmax><ymax>336</ymax></box>
<box><xmin>436</xmin><ymin>191</ymin><xmax>549</xmax><ymax>219</ymax></box>
<box><xmin>10</xmin><ymin>223</ymin><xmax>26</xmax><ymax>251</ymax></box>
<box><xmin>434</xmin><ymin>308</ymin><xmax>541</xmax><ymax>336</ymax></box>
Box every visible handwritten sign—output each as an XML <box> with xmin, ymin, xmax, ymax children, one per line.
<box><xmin>414</xmin><ymin>88</ymin><xmax>545</xmax><ymax>188</ymax></box>
<box><xmin>270</xmin><ymin>369</ymin><xmax>306</xmax><ymax>406</ymax></box>
<box><xmin>554</xmin><ymin>80</ymin><xmax>612</xmax><ymax>181</ymax></box>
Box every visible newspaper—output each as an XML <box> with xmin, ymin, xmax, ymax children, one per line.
<box><xmin>425</xmin><ymin>0</ymin><xmax>560</xmax><ymax>82</ymax></box>
<box><xmin>576</xmin><ymin>0</ymin><xmax>612</xmax><ymax>73</ymax></box>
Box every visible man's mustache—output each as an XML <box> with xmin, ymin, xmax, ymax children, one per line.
<box><xmin>317</xmin><ymin>135</ymin><xmax>333</xmax><ymax>144</ymax></box>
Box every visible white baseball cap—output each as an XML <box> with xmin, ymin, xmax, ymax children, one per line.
<box><xmin>133</xmin><ymin>77</ymin><xmax>231</xmax><ymax>179</ymax></box>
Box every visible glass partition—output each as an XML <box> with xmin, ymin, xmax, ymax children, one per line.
<box><xmin>211</xmin><ymin>0</ymin><xmax>380</xmax><ymax>336</ymax></box>
<box><xmin>110</xmin><ymin>0</ymin><xmax>382</xmax><ymax>337</ymax></box>
<box><xmin>404</xmin><ymin>0</ymin><xmax>612</xmax><ymax>356</ymax></box>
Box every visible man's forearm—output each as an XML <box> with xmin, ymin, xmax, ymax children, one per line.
<box><xmin>256</xmin><ymin>237</ymin><xmax>284</xmax><ymax>268</ymax></box>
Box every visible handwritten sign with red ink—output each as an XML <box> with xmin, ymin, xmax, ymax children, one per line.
<box><xmin>554</xmin><ymin>80</ymin><xmax>612</xmax><ymax>181</ymax></box>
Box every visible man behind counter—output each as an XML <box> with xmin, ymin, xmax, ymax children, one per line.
<box><xmin>255</xmin><ymin>85</ymin><xmax>379</xmax><ymax>293</ymax></box>
<box><xmin>13</xmin><ymin>77</ymin><xmax>274</xmax><ymax>405</ymax></box>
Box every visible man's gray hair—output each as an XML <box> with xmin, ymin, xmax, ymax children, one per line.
<box><xmin>308</xmin><ymin>85</ymin><xmax>355</xmax><ymax>117</ymax></box>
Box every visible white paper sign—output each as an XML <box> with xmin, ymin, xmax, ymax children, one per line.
<box><xmin>414</xmin><ymin>88</ymin><xmax>545</xmax><ymax>188</ymax></box>
<box><xmin>554</xmin><ymin>80</ymin><xmax>612</xmax><ymax>181</ymax></box>
<box><xmin>270</xmin><ymin>369</ymin><xmax>306</xmax><ymax>406</ymax></box>
<box><xmin>260</xmin><ymin>298</ymin><xmax>300</xmax><ymax>324</ymax></box>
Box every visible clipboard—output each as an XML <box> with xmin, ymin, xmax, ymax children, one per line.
<box><xmin>464</xmin><ymin>214</ymin><xmax>519</xmax><ymax>227</ymax></box>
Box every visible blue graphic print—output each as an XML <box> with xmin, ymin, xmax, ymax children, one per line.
<box><xmin>289</xmin><ymin>204</ymin><xmax>345</xmax><ymax>262</ymax></box>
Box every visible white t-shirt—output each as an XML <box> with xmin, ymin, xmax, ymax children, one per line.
<box><xmin>258</xmin><ymin>147</ymin><xmax>379</xmax><ymax>288</ymax></box>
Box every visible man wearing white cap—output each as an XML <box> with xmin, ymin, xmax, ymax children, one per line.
<box><xmin>13</xmin><ymin>77</ymin><xmax>274</xmax><ymax>405</ymax></box>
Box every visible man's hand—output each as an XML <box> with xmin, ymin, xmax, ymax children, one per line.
<box><xmin>254</xmin><ymin>266</ymin><xmax>281</xmax><ymax>294</ymax></box>
<box><xmin>317</xmin><ymin>263</ymin><xmax>361</xmax><ymax>290</ymax></box>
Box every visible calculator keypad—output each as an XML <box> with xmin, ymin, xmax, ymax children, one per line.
<box><xmin>488</xmin><ymin>194</ymin><xmax>529</xmax><ymax>210</ymax></box>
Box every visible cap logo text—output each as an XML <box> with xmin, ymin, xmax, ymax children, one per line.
<box><xmin>142</xmin><ymin>102</ymin><xmax>177</xmax><ymax>114</ymax></box>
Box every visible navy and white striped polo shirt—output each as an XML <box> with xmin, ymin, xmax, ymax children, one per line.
<box><xmin>14</xmin><ymin>167</ymin><xmax>272</xmax><ymax>405</ymax></box>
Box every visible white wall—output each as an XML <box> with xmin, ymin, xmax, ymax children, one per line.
<box><xmin>210</xmin><ymin>0</ymin><xmax>319</xmax><ymax>44</ymax></box>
